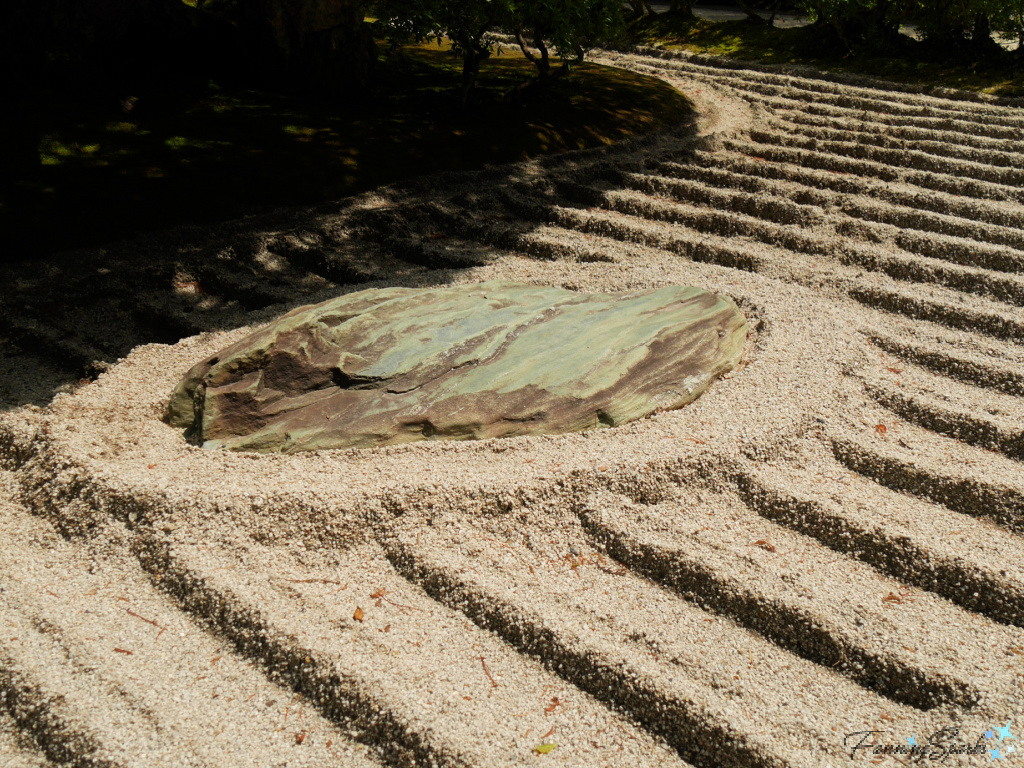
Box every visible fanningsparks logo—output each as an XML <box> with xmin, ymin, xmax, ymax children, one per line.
<box><xmin>844</xmin><ymin>721</ymin><xmax>1016</xmax><ymax>761</ymax></box>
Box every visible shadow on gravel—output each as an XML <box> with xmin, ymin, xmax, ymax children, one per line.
<box><xmin>0</xmin><ymin>115</ymin><xmax>701</xmax><ymax>411</ymax></box>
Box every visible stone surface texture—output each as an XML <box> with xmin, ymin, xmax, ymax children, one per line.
<box><xmin>167</xmin><ymin>281</ymin><xmax>748</xmax><ymax>452</ymax></box>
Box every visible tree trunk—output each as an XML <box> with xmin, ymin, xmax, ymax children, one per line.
<box><xmin>735</xmin><ymin>0</ymin><xmax>768</xmax><ymax>26</ymax></box>
<box><xmin>534</xmin><ymin>32</ymin><xmax>551</xmax><ymax>80</ymax></box>
<box><xmin>970</xmin><ymin>12</ymin><xmax>998</xmax><ymax>52</ymax></box>
<box><xmin>514</xmin><ymin>28</ymin><xmax>551</xmax><ymax>80</ymax></box>
<box><xmin>510</xmin><ymin>28</ymin><xmax>576</xmax><ymax>102</ymax></box>
<box><xmin>668</xmin><ymin>1</ymin><xmax>694</xmax><ymax>18</ymax></box>
<box><xmin>628</xmin><ymin>1</ymin><xmax>655</xmax><ymax>19</ymax></box>
<box><xmin>460</xmin><ymin>47</ymin><xmax>491</xmax><ymax>106</ymax></box>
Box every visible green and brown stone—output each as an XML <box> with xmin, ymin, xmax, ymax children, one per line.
<box><xmin>167</xmin><ymin>281</ymin><xmax>747</xmax><ymax>453</ymax></box>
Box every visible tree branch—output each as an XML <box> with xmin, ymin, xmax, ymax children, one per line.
<box><xmin>514</xmin><ymin>28</ymin><xmax>540</xmax><ymax>66</ymax></box>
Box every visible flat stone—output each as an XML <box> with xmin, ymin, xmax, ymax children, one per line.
<box><xmin>166</xmin><ymin>281</ymin><xmax>748</xmax><ymax>452</ymax></box>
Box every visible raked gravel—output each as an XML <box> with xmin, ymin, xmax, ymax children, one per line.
<box><xmin>2</xmin><ymin>46</ymin><xmax>1023</xmax><ymax>768</ymax></box>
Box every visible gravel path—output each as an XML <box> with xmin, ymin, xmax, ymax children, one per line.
<box><xmin>1</xmin><ymin>48</ymin><xmax>1023</xmax><ymax>767</ymax></box>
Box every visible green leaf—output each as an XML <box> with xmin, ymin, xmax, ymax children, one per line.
<box><xmin>534</xmin><ymin>742</ymin><xmax>558</xmax><ymax>754</ymax></box>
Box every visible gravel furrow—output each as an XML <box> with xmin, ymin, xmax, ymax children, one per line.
<box><xmin>733</xmin><ymin>457</ymin><xmax>1024</xmax><ymax>629</ymax></box>
<box><xmin>724</xmin><ymin>136</ymin><xmax>1024</xmax><ymax>203</ymax></box>
<box><xmin>865</xmin><ymin>364</ymin><xmax>1024</xmax><ymax>460</ymax></box>
<box><xmin>837</xmin><ymin>242</ymin><xmax>1024</xmax><ymax>306</ymax></box>
<box><xmin>714</xmin><ymin>75</ymin><xmax>1024</xmax><ymax>127</ymax></box>
<box><xmin>623</xmin><ymin>54</ymin><xmax>1024</xmax><ymax>124</ymax></box>
<box><xmin>602</xmin><ymin>190</ymin><xmax>826</xmax><ymax>256</ymax></box>
<box><xmin>543</xmin><ymin>204</ymin><xmax>776</xmax><ymax>274</ymax></box>
<box><xmin>0</xmin><ymin>472</ymin><xmax>380</xmax><ymax>768</ymax></box>
<box><xmin>849</xmin><ymin>281</ymin><xmax>1024</xmax><ymax>343</ymax></box>
<box><xmin>767</xmin><ymin>115</ymin><xmax>1024</xmax><ymax>171</ymax></box>
<box><xmin>576</xmin><ymin>485</ymin><xmax>987</xmax><ymax>710</ymax></box>
<box><xmin>744</xmin><ymin>89</ymin><xmax>1024</xmax><ymax>140</ymax></box>
<box><xmin>379</xmin><ymin>514</ymin><xmax>927</xmax><ymax>768</ymax></box>
<box><xmin>0</xmin><ymin>610</ymin><xmax>128</xmax><ymax>768</ymax></box>
<box><xmin>679</xmin><ymin>152</ymin><xmax>1024</xmax><ymax>230</ymax></box>
<box><xmin>618</xmin><ymin>170</ymin><xmax>1024</xmax><ymax>297</ymax></box>
<box><xmin>496</xmin><ymin>187</ymin><xmax>1024</xmax><ymax>320</ymax></box>
<box><xmin>619</xmin><ymin>172</ymin><xmax>825</xmax><ymax>228</ymax></box>
<box><xmin>746</xmin><ymin>130</ymin><xmax>1024</xmax><ymax>194</ymax></box>
<box><xmin>832</xmin><ymin>405</ymin><xmax>1024</xmax><ymax>535</ymax></box>
<box><xmin>142</xmin><ymin>530</ymin><xmax>685</xmax><ymax>768</ymax></box>
<box><xmin>0</xmin><ymin>710</ymin><xmax>53</xmax><ymax>768</ymax></box>
<box><xmin>772</xmin><ymin>108</ymin><xmax>1024</xmax><ymax>156</ymax></box>
<box><xmin>642</xmin><ymin>163</ymin><xmax>1024</xmax><ymax>265</ymax></box>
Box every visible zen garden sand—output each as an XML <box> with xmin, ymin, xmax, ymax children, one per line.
<box><xmin>1</xmin><ymin>45</ymin><xmax>1023</xmax><ymax>767</ymax></box>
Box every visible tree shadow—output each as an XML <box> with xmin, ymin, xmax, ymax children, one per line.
<box><xmin>0</xmin><ymin>97</ymin><xmax>701</xmax><ymax>412</ymax></box>
<box><xmin>1</xmin><ymin>50</ymin><xmax>688</xmax><ymax>259</ymax></box>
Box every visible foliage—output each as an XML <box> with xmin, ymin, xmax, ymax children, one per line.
<box><xmin>794</xmin><ymin>0</ymin><xmax>1024</xmax><ymax>52</ymax></box>
<box><xmin>508</xmin><ymin>0</ymin><xmax>624</xmax><ymax>81</ymax></box>
<box><xmin>374</xmin><ymin>0</ymin><xmax>515</xmax><ymax>102</ymax></box>
<box><xmin>990</xmin><ymin>0</ymin><xmax>1024</xmax><ymax>47</ymax></box>
<box><xmin>373</xmin><ymin>0</ymin><xmax>625</xmax><ymax>101</ymax></box>
<box><xmin>374</xmin><ymin>0</ymin><xmax>510</xmax><ymax>56</ymax></box>
<box><xmin>906</xmin><ymin>0</ymin><xmax>1002</xmax><ymax>48</ymax></box>
<box><xmin>792</xmin><ymin>0</ymin><xmax>907</xmax><ymax>52</ymax></box>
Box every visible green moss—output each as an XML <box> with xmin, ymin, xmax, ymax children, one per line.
<box><xmin>37</xmin><ymin>136</ymin><xmax>104</xmax><ymax>166</ymax></box>
<box><xmin>2</xmin><ymin>44</ymin><xmax>691</xmax><ymax>257</ymax></box>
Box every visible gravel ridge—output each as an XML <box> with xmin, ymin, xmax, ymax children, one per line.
<box><xmin>2</xmin><ymin>48</ymin><xmax>1024</xmax><ymax>767</ymax></box>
